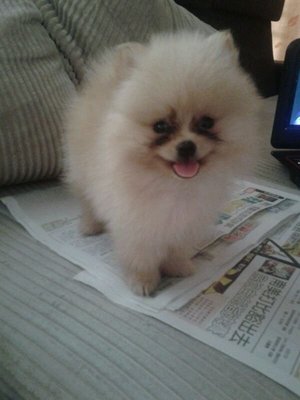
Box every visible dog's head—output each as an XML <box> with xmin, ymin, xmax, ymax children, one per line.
<box><xmin>106</xmin><ymin>31</ymin><xmax>261</xmax><ymax>180</ymax></box>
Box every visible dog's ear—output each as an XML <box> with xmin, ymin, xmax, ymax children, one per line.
<box><xmin>113</xmin><ymin>42</ymin><xmax>146</xmax><ymax>70</ymax></box>
<box><xmin>209</xmin><ymin>30</ymin><xmax>239</xmax><ymax>63</ymax></box>
<box><xmin>83</xmin><ymin>42</ymin><xmax>146</xmax><ymax>99</ymax></box>
<box><xmin>221</xmin><ymin>30</ymin><xmax>238</xmax><ymax>53</ymax></box>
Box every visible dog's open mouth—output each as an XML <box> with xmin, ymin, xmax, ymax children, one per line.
<box><xmin>172</xmin><ymin>160</ymin><xmax>200</xmax><ymax>179</ymax></box>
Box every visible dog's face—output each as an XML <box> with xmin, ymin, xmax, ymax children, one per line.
<box><xmin>148</xmin><ymin>108</ymin><xmax>222</xmax><ymax>178</ymax></box>
<box><xmin>108</xmin><ymin>31</ymin><xmax>260</xmax><ymax>180</ymax></box>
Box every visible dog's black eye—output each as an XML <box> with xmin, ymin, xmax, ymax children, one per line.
<box><xmin>153</xmin><ymin>120</ymin><xmax>174</xmax><ymax>134</ymax></box>
<box><xmin>198</xmin><ymin>116</ymin><xmax>214</xmax><ymax>130</ymax></box>
<box><xmin>191</xmin><ymin>115</ymin><xmax>221</xmax><ymax>141</ymax></box>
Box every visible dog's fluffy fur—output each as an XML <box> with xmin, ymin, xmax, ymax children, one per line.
<box><xmin>64</xmin><ymin>31</ymin><xmax>261</xmax><ymax>296</ymax></box>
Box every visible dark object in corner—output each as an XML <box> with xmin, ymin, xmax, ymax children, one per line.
<box><xmin>175</xmin><ymin>0</ymin><xmax>285</xmax><ymax>97</ymax></box>
<box><xmin>271</xmin><ymin>39</ymin><xmax>300</xmax><ymax>188</ymax></box>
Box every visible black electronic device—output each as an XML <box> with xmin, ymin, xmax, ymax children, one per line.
<box><xmin>271</xmin><ymin>39</ymin><xmax>300</xmax><ymax>187</ymax></box>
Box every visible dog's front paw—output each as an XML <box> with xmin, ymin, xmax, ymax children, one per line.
<box><xmin>161</xmin><ymin>258</ymin><xmax>195</xmax><ymax>278</ymax></box>
<box><xmin>127</xmin><ymin>269</ymin><xmax>161</xmax><ymax>297</ymax></box>
<box><xmin>80</xmin><ymin>214</ymin><xmax>105</xmax><ymax>236</ymax></box>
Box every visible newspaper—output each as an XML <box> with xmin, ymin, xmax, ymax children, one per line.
<box><xmin>1</xmin><ymin>180</ymin><xmax>300</xmax><ymax>396</ymax></box>
<box><xmin>158</xmin><ymin>222</ymin><xmax>300</xmax><ymax>396</ymax></box>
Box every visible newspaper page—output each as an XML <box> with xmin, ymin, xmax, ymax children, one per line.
<box><xmin>157</xmin><ymin>220</ymin><xmax>300</xmax><ymax>396</ymax></box>
<box><xmin>1</xmin><ymin>181</ymin><xmax>300</xmax><ymax>313</ymax></box>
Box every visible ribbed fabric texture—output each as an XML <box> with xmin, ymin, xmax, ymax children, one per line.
<box><xmin>0</xmin><ymin>203</ymin><xmax>298</xmax><ymax>400</ymax></box>
<box><xmin>0</xmin><ymin>0</ymin><xmax>212</xmax><ymax>187</ymax></box>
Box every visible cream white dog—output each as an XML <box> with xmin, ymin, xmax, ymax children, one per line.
<box><xmin>64</xmin><ymin>31</ymin><xmax>260</xmax><ymax>296</ymax></box>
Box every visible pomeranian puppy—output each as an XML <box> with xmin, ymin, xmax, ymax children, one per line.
<box><xmin>64</xmin><ymin>30</ymin><xmax>260</xmax><ymax>296</ymax></box>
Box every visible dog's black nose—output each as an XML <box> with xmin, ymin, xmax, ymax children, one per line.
<box><xmin>176</xmin><ymin>140</ymin><xmax>196</xmax><ymax>160</ymax></box>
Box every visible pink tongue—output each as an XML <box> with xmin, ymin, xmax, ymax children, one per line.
<box><xmin>172</xmin><ymin>161</ymin><xmax>200</xmax><ymax>178</ymax></box>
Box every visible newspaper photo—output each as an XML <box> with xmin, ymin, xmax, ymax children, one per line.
<box><xmin>1</xmin><ymin>180</ymin><xmax>300</xmax><ymax>395</ymax></box>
